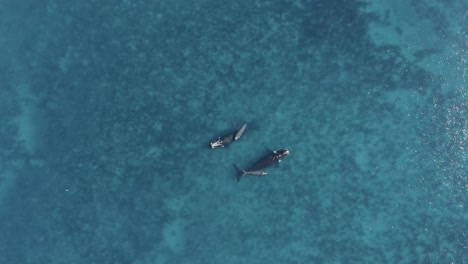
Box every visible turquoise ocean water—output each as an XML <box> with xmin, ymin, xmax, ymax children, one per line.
<box><xmin>0</xmin><ymin>0</ymin><xmax>466</xmax><ymax>263</ymax></box>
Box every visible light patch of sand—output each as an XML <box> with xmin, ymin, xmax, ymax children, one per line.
<box><xmin>162</xmin><ymin>218</ymin><xmax>185</xmax><ymax>254</ymax></box>
<box><xmin>354</xmin><ymin>148</ymin><xmax>370</xmax><ymax>171</ymax></box>
<box><xmin>146</xmin><ymin>146</ymin><xmax>162</xmax><ymax>159</ymax></box>
<box><xmin>14</xmin><ymin>83</ymin><xmax>40</xmax><ymax>155</ymax></box>
<box><xmin>0</xmin><ymin>170</ymin><xmax>17</xmax><ymax>210</ymax></box>
<box><xmin>161</xmin><ymin>195</ymin><xmax>193</xmax><ymax>254</ymax></box>
<box><xmin>361</xmin><ymin>0</ymin><xmax>442</xmax><ymax>62</ymax></box>
<box><xmin>361</xmin><ymin>0</ymin><xmax>467</xmax><ymax>90</ymax></box>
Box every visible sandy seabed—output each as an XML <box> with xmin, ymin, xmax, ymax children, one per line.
<box><xmin>0</xmin><ymin>0</ymin><xmax>466</xmax><ymax>263</ymax></box>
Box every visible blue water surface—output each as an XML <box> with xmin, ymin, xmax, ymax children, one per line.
<box><xmin>0</xmin><ymin>0</ymin><xmax>466</xmax><ymax>263</ymax></box>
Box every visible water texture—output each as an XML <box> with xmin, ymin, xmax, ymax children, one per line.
<box><xmin>0</xmin><ymin>0</ymin><xmax>466</xmax><ymax>263</ymax></box>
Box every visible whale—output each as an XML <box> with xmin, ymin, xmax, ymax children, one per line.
<box><xmin>235</xmin><ymin>149</ymin><xmax>290</xmax><ymax>182</ymax></box>
<box><xmin>210</xmin><ymin>122</ymin><xmax>247</xmax><ymax>148</ymax></box>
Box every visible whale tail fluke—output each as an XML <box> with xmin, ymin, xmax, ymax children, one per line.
<box><xmin>233</xmin><ymin>164</ymin><xmax>245</xmax><ymax>182</ymax></box>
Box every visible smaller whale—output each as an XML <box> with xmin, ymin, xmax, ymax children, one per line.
<box><xmin>234</xmin><ymin>122</ymin><xmax>247</xmax><ymax>141</ymax></box>
<box><xmin>210</xmin><ymin>122</ymin><xmax>247</xmax><ymax>149</ymax></box>
<box><xmin>233</xmin><ymin>164</ymin><xmax>267</xmax><ymax>180</ymax></box>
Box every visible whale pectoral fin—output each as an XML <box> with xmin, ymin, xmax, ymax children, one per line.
<box><xmin>261</xmin><ymin>147</ymin><xmax>274</xmax><ymax>155</ymax></box>
<box><xmin>275</xmin><ymin>160</ymin><xmax>282</xmax><ymax>168</ymax></box>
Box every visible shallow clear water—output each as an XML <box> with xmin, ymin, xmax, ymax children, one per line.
<box><xmin>0</xmin><ymin>1</ymin><xmax>466</xmax><ymax>263</ymax></box>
